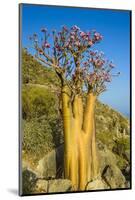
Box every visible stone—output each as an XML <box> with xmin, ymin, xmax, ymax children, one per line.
<box><xmin>36</xmin><ymin>144</ymin><xmax>64</xmax><ymax>179</ymax></box>
<box><xmin>34</xmin><ymin>179</ymin><xmax>48</xmax><ymax>193</ymax></box>
<box><xmin>102</xmin><ymin>164</ymin><xmax>126</xmax><ymax>189</ymax></box>
<box><xmin>98</xmin><ymin>141</ymin><xmax>126</xmax><ymax>189</ymax></box>
<box><xmin>124</xmin><ymin>150</ymin><xmax>130</xmax><ymax>162</ymax></box>
<box><xmin>98</xmin><ymin>147</ymin><xmax>117</xmax><ymax>174</ymax></box>
<box><xmin>48</xmin><ymin>179</ymin><xmax>72</xmax><ymax>193</ymax></box>
<box><xmin>22</xmin><ymin>169</ymin><xmax>37</xmax><ymax>194</ymax></box>
<box><xmin>36</xmin><ymin>149</ymin><xmax>56</xmax><ymax>179</ymax></box>
<box><xmin>86</xmin><ymin>179</ymin><xmax>108</xmax><ymax>190</ymax></box>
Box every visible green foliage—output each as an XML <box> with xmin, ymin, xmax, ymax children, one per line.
<box><xmin>97</xmin><ymin>132</ymin><xmax>114</xmax><ymax>150</ymax></box>
<box><xmin>115</xmin><ymin>154</ymin><xmax>128</xmax><ymax>170</ymax></box>
<box><xmin>22</xmin><ymin>84</ymin><xmax>63</xmax><ymax>161</ymax></box>
<box><xmin>22</xmin><ymin>85</ymin><xmax>57</xmax><ymax>119</ymax></box>
<box><xmin>113</xmin><ymin>137</ymin><xmax>130</xmax><ymax>157</ymax></box>
<box><xmin>22</xmin><ymin>49</ymin><xmax>60</xmax><ymax>86</ymax></box>
<box><xmin>23</xmin><ymin>118</ymin><xmax>54</xmax><ymax>159</ymax></box>
<box><xmin>95</xmin><ymin>100</ymin><xmax>129</xmax><ymax>135</ymax></box>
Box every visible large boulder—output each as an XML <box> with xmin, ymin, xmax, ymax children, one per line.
<box><xmin>102</xmin><ymin>165</ymin><xmax>126</xmax><ymax>188</ymax></box>
<box><xmin>34</xmin><ymin>178</ymin><xmax>72</xmax><ymax>193</ymax></box>
<box><xmin>22</xmin><ymin>169</ymin><xmax>37</xmax><ymax>194</ymax></box>
<box><xmin>86</xmin><ymin>178</ymin><xmax>108</xmax><ymax>190</ymax></box>
<box><xmin>34</xmin><ymin>179</ymin><xmax>48</xmax><ymax>193</ymax></box>
<box><xmin>35</xmin><ymin>141</ymin><xmax>128</xmax><ymax>192</ymax></box>
<box><xmin>36</xmin><ymin>144</ymin><xmax>64</xmax><ymax>179</ymax></box>
<box><xmin>48</xmin><ymin>179</ymin><xmax>72</xmax><ymax>193</ymax></box>
<box><xmin>98</xmin><ymin>142</ymin><xmax>117</xmax><ymax>173</ymax></box>
<box><xmin>98</xmin><ymin>141</ymin><xmax>126</xmax><ymax>189</ymax></box>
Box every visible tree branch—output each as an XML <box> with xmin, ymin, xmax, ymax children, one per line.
<box><xmin>37</xmin><ymin>47</ymin><xmax>54</xmax><ymax>63</ymax></box>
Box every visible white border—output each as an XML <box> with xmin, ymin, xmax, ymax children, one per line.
<box><xmin>0</xmin><ymin>0</ymin><xmax>134</xmax><ymax>199</ymax></box>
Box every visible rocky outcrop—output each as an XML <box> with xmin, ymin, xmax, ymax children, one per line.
<box><xmin>35</xmin><ymin>179</ymin><xmax>48</xmax><ymax>193</ymax></box>
<box><xmin>36</xmin><ymin>144</ymin><xmax>64</xmax><ymax>179</ymax></box>
<box><xmin>34</xmin><ymin>178</ymin><xmax>72</xmax><ymax>193</ymax></box>
<box><xmin>34</xmin><ymin>142</ymin><xmax>127</xmax><ymax>192</ymax></box>
<box><xmin>86</xmin><ymin>178</ymin><xmax>108</xmax><ymax>190</ymax></box>
<box><xmin>102</xmin><ymin>165</ymin><xmax>126</xmax><ymax>188</ymax></box>
<box><xmin>98</xmin><ymin>141</ymin><xmax>126</xmax><ymax>189</ymax></box>
<box><xmin>48</xmin><ymin>179</ymin><xmax>72</xmax><ymax>193</ymax></box>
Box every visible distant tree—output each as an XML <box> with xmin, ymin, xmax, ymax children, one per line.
<box><xmin>28</xmin><ymin>25</ymin><xmax>118</xmax><ymax>190</ymax></box>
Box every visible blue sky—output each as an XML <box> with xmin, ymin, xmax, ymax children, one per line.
<box><xmin>21</xmin><ymin>4</ymin><xmax>131</xmax><ymax>117</ymax></box>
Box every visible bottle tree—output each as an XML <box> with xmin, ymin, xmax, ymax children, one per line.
<box><xmin>29</xmin><ymin>25</ymin><xmax>118</xmax><ymax>191</ymax></box>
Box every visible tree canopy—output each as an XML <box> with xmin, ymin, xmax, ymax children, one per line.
<box><xmin>28</xmin><ymin>25</ymin><xmax>119</xmax><ymax>96</ymax></box>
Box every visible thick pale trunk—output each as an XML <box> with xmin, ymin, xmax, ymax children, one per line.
<box><xmin>61</xmin><ymin>86</ymin><xmax>99</xmax><ymax>191</ymax></box>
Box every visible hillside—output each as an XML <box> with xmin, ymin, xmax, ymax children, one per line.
<box><xmin>21</xmin><ymin>49</ymin><xmax>130</xmax><ymax>194</ymax></box>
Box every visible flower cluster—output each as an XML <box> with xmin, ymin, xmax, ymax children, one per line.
<box><xmin>88</xmin><ymin>71</ymin><xmax>111</xmax><ymax>85</ymax></box>
<box><xmin>52</xmin><ymin>25</ymin><xmax>103</xmax><ymax>56</ymax></box>
<box><xmin>29</xmin><ymin>25</ymin><xmax>117</xmax><ymax>95</ymax></box>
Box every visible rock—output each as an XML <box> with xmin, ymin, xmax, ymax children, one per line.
<box><xmin>48</xmin><ymin>179</ymin><xmax>72</xmax><ymax>193</ymax></box>
<box><xmin>98</xmin><ymin>142</ymin><xmax>126</xmax><ymax>189</ymax></box>
<box><xmin>22</xmin><ymin>169</ymin><xmax>37</xmax><ymax>194</ymax></box>
<box><xmin>126</xmin><ymin>181</ymin><xmax>130</xmax><ymax>188</ymax></box>
<box><xmin>121</xmin><ymin>164</ymin><xmax>130</xmax><ymax>184</ymax></box>
<box><xmin>34</xmin><ymin>179</ymin><xmax>48</xmax><ymax>193</ymax></box>
<box><xmin>102</xmin><ymin>165</ymin><xmax>126</xmax><ymax>189</ymax></box>
<box><xmin>36</xmin><ymin>144</ymin><xmax>64</xmax><ymax>179</ymax></box>
<box><xmin>125</xmin><ymin>165</ymin><xmax>130</xmax><ymax>174</ymax></box>
<box><xmin>86</xmin><ymin>178</ymin><xmax>108</xmax><ymax>190</ymax></box>
<box><xmin>98</xmin><ymin>146</ymin><xmax>117</xmax><ymax>173</ymax></box>
<box><xmin>124</xmin><ymin>150</ymin><xmax>130</xmax><ymax>162</ymax></box>
<box><xmin>36</xmin><ymin>149</ymin><xmax>56</xmax><ymax>179</ymax></box>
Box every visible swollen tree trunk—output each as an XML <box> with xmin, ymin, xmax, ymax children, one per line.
<box><xmin>61</xmin><ymin>85</ymin><xmax>99</xmax><ymax>191</ymax></box>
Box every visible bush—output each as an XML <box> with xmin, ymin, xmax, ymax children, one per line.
<box><xmin>22</xmin><ymin>85</ymin><xmax>63</xmax><ymax>162</ymax></box>
<box><xmin>22</xmin><ymin>118</ymin><xmax>54</xmax><ymax>160</ymax></box>
<box><xmin>112</xmin><ymin>137</ymin><xmax>130</xmax><ymax>157</ymax></box>
<box><xmin>22</xmin><ymin>85</ymin><xmax>57</xmax><ymax>119</ymax></box>
<box><xmin>22</xmin><ymin>49</ymin><xmax>60</xmax><ymax>86</ymax></box>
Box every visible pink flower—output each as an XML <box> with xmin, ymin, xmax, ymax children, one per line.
<box><xmin>94</xmin><ymin>32</ymin><xmax>103</xmax><ymax>41</ymax></box>
<box><xmin>70</xmin><ymin>31</ymin><xmax>76</xmax><ymax>36</ymax></box>
<box><xmin>103</xmin><ymin>72</ymin><xmax>111</xmax><ymax>82</ymax></box>
<box><xmin>63</xmin><ymin>26</ymin><xmax>68</xmax><ymax>32</ymax></box>
<box><xmin>90</xmin><ymin>51</ymin><xmax>97</xmax><ymax>56</ymax></box>
<box><xmin>70</xmin><ymin>35</ymin><xmax>75</xmax><ymax>40</ymax></box>
<box><xmin>44</xmin><ymin>42</ymin><xmax>50</xmax><ymax>48</ymax></box>
<box><xmin>71</xmin><ymin>25</ymin><xmax>80</xmax><ymax>31</ymax></box>
<box><xmin>55</xmin><ymin>44</ymin><xmax>61</xmax><ymax>51</ymax></box>
<box><xmin>65</xmin><ymin>42</ymin><xmax>69</xmax><ymax>47</ymax></box>
<box><xmin>80</xmin><ymin>31</ymin><xmax>86</xmax><ymax>37</ymax></box>
<box><xmin>88</xmin><ymin>40</ymin><xmax>93</xmax><ymax>46</ymax></box>
<box><xmin>89</xmin><ymin>73</ymin><xmax>95</xmax><ymax>84</ymax></box>
<box><xmin>94</xmin><ymin>59</ymin><xmax>104</xmax><ymax>68</ymax></box>
<box><xmin>83</xmin><ymin>61</ymin><xmax>88</xmax><ymax>66</ymax></box>
<box><xmin>89</xmin><ymin>58</ymin><xmax>93</xmax><ymax>62</ymax></box>
<box><xmin>74</xmin><ymin>41</ymin><xmax>81</xmax><ymax>47</ymax></box>
<box><xmin>68</xmin><ymin>45</ymin><xmax>72</xmax><ymax>49</ymax></box>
